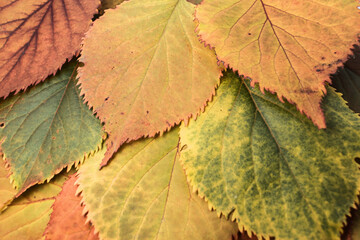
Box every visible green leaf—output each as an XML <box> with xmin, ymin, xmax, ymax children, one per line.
<box><xmin>77</xmin><ymin>129</ymin><xmax>238</xmax><ymax>240</ymax></box>
<box><xmin>180</xmin><ymin>71</ymin><xmax>360</xmax><ymax>240</ymax></box>
<box><xmin>0</xmin><ymin>170</ymin><xmax>73</xmax><ymax>240</ymax></box>
<box><xmin>0</xmin><ymin>61</ymin><xmax>103</xmax><ymax>195</ymax></box>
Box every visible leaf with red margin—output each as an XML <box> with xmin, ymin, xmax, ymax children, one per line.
<box><xmin>0</xmin><ymin>0</ymin><xmax>99</xmax><ymax>98</ymax></box>
<box><xmin>195</xmin><ymin>0</ymin><xmax>360</xmax><ymax>128</ymax></box>
<box><xmin>78</xmin><ymin>0</ymin><xmax>221</xmax><ymax>167</ymax></box>
<box><xmin>44</xmin><ymin>174</ymin><xmax>98</xmax><ymax>240</ymax></box>
<box><xmin>0</xmin><ymin>169</ymin><xmax>73</xmax><ymax>240</ymax></box>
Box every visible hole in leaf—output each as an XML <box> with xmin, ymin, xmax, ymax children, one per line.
<box><xmin>355</xmin><ymin>157</ymin><xmax>360</xmax><ymax>165</ymax></box>
<box><xmin>0</xmin><ymin>122</ymin><xmax>4</xmax><ymax>128</ymax></box>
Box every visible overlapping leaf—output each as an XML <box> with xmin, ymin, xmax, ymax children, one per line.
<box><xmin>44</xmin><ymin>174</ymin><xmax>98</xmax><ymax>240</ymax></box>
<box><xmin>0</xmin><ymin>61</ymin><xmax>103</xmax><ymax>194</ymax></box>
<box><xmin>0</xmin><ymin>170</ymin><xmax>72</xmax><ymax>240</ymax></box>
<box><xmin>77</xmin><ymin>129</ymin><xmax>238</xmax><ymax>240</ymax></box>
<box><xmin>0</xmin><ymin>158</ymin><xmax>17</xmax><ymax>211</ymax></box>
<box><xmin>195</xmin><ymin>0</ymin><xmax>360</xmax><ymax>128</ymax></box>
<box><xmin>78</xmin><ymin>0</ymin><xmax>221</xmax><ymax>166</ymax></box>
<box><xmin>180</xmin><ymin>72</ymin><xmax>360</xmax><ymax>239</ymax></box>
<box><xmin>0</xmin><ymin>0</ymin><xmax>99</xmax><ymax>98</ymax></box>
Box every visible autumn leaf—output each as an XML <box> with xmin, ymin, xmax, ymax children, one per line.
<box><xmin>179</xmin><ymin>71</ymin><xmax>360</xmax><ymax>240</ymax></box>
<box><xmin>195</xmin><ymin>0</ymin><xmax>360</xmax><ymax>128</ymax></box>
<box><xmin>0</xmin><ymin>170</ymin><xmax>73</xmax><ymax>240</ymax></box>
<box><xmin>44</xmin><ymin>174</ymin><xmax>98</xmax><ymax>240</ymax></box>
<box><xmin>0</xmin><ymin>0</ymin><xmax>99</xmax><ymax>98</ymax></box>
<box><xmin>78</xmin><ymin>0</ymin><xmax>221</xmax><ymax>166</ymax></box>
<box><xmin>77</xmin><ymin>129</ymin><xmax>238</xmax><ymax>240</ymax></box>
<box><xmin>0</xmin><ymin>157</ymin><xmax>17</xmax><ymax>211</ymax></box>
<box><xmin>0</xmin><ymin>61</ymin><xmax>103</xmax><ymax>195</ymax></box>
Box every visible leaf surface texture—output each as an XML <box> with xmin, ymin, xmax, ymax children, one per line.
<box><xmin>0</xmin><ymin>170</ymin><xmax>72</xmax><ymax>240</ymax></box>
<box><xmin>195</xmin><ymin>0</ymin><xmax>360</xmax><ymax>128</ymax></box>
<box><xmin>77</xmin><ymin>129</ymin><xmax>238</xmax><ymax>240</ymax></box>
<box><xmin>0</xmin><ymin>61</ymin><xmax>103</xmax><ymax>194</ymax></box>
<box><xmin>0</xmin><ymin>0</ymin><xmax>99</xmax><ymax>98</ymax></box>
<box><xmin>180</xmin><ymin>72</ymin><xmax>360</xmax><ymax>240</ymax></box>
<box><xmin>78</xmin><ymin>0</ymin><xmax>221</xmax><ymax>166</ymax></box>
<box><xmin>44</xmin><ymin>174</ymin><xmax>98</xmax><ymax>240</ymax></box>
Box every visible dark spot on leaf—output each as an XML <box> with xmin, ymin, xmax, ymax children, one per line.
<box><xmin>295</xmin><ymin>88</ymin><xmax>317</xmax><ymax>94</ymax></box>
<box><xmin>120</xmin><ymin>112</ymin><xmax>124</xmax><ymax>115</ymax></box>
<box><xmin>334</xmin><ymin>51</ymin><xmax>337</xmax><ymax>54</ymax></box>
<box><xmin>111</xmin><ymin>66</ymin><xmax>115</xmax><ymax>70</ymax></box>
<box><xmin>105</xmin><ymin>97</ymin><xmax>109</xmax><ymax>101</ymax></box>
<box><xmin>321</xmin><ymin>57</ymin><xmax>325</xmax><ymax>60</ymax></box>
<box><xmin>316</xmin><ymin>69</ymin><xmax>323</xmax><ymax>72</ymax></box>
<box><xmin>180</xmin><ymin>144</ymin><xmax>188</xmax><ymax>151</ymax></box>
<box><xmin>328</xmin><ymin>64</ymin><xmax>332</xmax><ymax>67</ymax></box>
<box><xmin>248</xmin><ymin>32</ymin><xmax>251</xmax><ymax>35</ymax></box>
<box><xmin>166</xmin><ymin>121</ymin><xmax>171</xmax><ymax>126</ymax></box>
<box><xmin>146</xmin><ymin>110</ymin><xmax>149</xmax><ymax>114</ymax></box>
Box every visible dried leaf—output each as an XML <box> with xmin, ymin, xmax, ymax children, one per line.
<box><xmin>195</xmin><ymin>0</ymin><xmax>360</xmax><ymax>128</ymax></box>
<box><xmin>78</xmin><ymin>0</ymin><xmax>221</xmax><ymax>166</ymax></box>
<box><xmin>44</xmin><ymin>174</ymin><xmax>98</xmax><ymax>240</ymax></box>
<box><xmin>0</xmin><ymin>0</ymin><xmax>99</xmax><ymax>98</ymax></box>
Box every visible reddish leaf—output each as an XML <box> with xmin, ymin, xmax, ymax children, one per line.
<box><xmin>195</xmin><ymin>0</ymin><xmax>360</xmax><ymax>128</ymax></box>
<box><xmin>0</xmin><ymin>0</ymin><xmax>99</xmax><ymax>98</ymax></box>
<box><xmin>78</xmin><ymin>0</ymin><xmax>221</xmax><ymax>166</ymax></box>
<box><xmin>44</xmin><ymin>174</ymin><xmax>98</xmax><ymax>240</ymax></box>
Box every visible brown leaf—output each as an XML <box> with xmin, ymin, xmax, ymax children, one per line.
<box><xmin>44</xmin><ymin>174</ymin><xmax>98</xmax><ymax>240</ymax></box>
<box><xmin>0</xmin><ymin>0</ymin><xmax>99</xmax><ymax>98</ymax></box>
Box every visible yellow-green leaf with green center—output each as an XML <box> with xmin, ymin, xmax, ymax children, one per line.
<box><xmin>78</xmin><ymin>0</ymin><xmax>221</xmax><ymax>167</ymax></box>
<box><xmin>195</xmin><ymin>0</ymin><xmax>360</xmax><ymax>128</ymax></box>
<box><xmin>77</xmin><ymin>129</ymin><xmax>238</xmax><ymax>240</ymax></box>
<box><xmin>180</xmin><ymin>72</ymin><xmax>360</xmax><ymax>240</ymax></box>
<box><xmin>0</xmin><ymin>61</ymin><xmax>103</xmax><ymax>195</ymax></box>
<box><xmin>0</xmin><ymin>170</ymin><xmax>73</xmax><ymax>240</ymax></box>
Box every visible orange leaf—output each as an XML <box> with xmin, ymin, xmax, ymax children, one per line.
<box><xmin>195</xmin><ymin>0</ymin><xmax>360</xmax><ymax>128</ymax></box>
<box><xmin>78</xmin><ymin>0</ymin><xmax>221</xmax><ymax>166</ymax></box>
<box><xmin>0</xmin><ymin>0</ymin><xmax>99</xmax><ymax>98</ymax></box>
<box><xmin>44</xmin><ymin>174</ymin><xmax>98</xmax><ymax>240</ymax></box>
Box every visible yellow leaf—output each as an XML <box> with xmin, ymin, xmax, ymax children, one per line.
<box><xmin>0</xmin><ymin>170</ymin><xmax>73</xmax><ymax>240</ymax></box>
<box><xmin>77</xmin><ymin>129</ymin><xmax>238</xmax><ymax>240</ymax></box>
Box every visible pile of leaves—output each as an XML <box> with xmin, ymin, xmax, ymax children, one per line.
<box><xmin>0</xmin><ymin>0</ymin><xmax>360</xmax><ymax>239</ymax></box>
